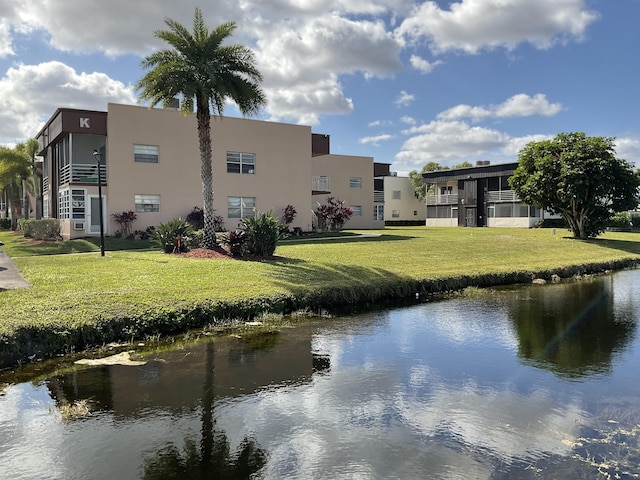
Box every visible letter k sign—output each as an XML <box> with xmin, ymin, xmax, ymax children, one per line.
<box><xmin>80</xmin><ymin>118</ymin><xmax>90</xmax><ymax>128</ymax></box>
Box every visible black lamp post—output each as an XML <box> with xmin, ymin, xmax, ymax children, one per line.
<box><xmin>93</xmin><ymin>149</ymin><xmax>105</xmax><ymax>257</ymax></box>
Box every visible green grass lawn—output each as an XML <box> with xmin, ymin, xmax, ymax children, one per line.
<box><xmin>1</xmin><ymin>226</ymin><xmax>640</xmax><ymax>364</ymax></box>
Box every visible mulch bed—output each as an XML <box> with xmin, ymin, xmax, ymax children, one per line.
<box><xmin>181</xmin><ymin>247</ymin><xmax>232</xmax><ymax>259</ymax></box>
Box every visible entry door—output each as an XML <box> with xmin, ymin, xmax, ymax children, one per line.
<box><xmin>88</xmin><ymin>195</ymin><xmax>106</xmax><ymax>234</ymax></box>
<box><xmin>465</xmin><ymin>207</ymin><xmax>476</xmax><ymax>227</ymax></box>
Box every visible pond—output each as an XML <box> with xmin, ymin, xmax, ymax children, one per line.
<box><xmin>1</xmin><ymin>270</ymin><xmax>640</xmax><ymax>479</ymax></box>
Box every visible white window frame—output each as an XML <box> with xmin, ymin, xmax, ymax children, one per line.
<box><xmin>228</xmin><ymin>196</ymin><xmax>256</xmax><ymax>218</ymax></box>
<box><xmin>349</xmin><ymin>177</ymin><xmax>362</xmax><ymax>188</ymax></box>
<box><xmin>135</xmin><ymin>194</ymin><xmax>160</xmax><ymax>213</ymax></box>
<box><xmin>227</xmin><ymin>152</ymin><xmax>255</xmax><ymax>174</ymax></box>
<box><xmin>374</xmin><ymin>205</ymin><xmax>384</xmax><ymax>221</ymax></box>
<box><xmin>134</xmin><ymin>145</ymin><xmax>159</xmax><ymax>163</ymax></box>
<box><xmin>352</xmin><ymin>205</ymin><xmax>362</xmax><ymax>216</ymax></box>
<box><xmin>392</xmin><ymin>210</ymin><xmax>400</xmax><ymax>218</ymax></box>
<box><xmin>59</xmin><ymin>189</ymin><xmax>70</xmax><ymax>219</ymax></box>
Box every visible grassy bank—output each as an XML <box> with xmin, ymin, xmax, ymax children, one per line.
<box><xmin>1</xmin><ymin>227</ymin><xmax>640</xmax><ymax>368</ymax></box>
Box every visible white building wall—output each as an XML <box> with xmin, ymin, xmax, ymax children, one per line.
<box><xmin>383</xmin><ymin>176</ymin><xmax>426</xmax><ymax>222</ymax></box>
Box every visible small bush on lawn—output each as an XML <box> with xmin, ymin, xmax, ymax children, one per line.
<box><xmin>18</xmin><ymin>218</ymin><xmax>35</xmax><ymax>237</ymax></box>
<box><xmin>608</xmin><ymin>212</ymin><xmax>632</xmax><ymax>230</ymax></box>
<box><xmin>112</xmin><ymin>210</ymin><xmax>137</xmax><ymax>237</ymax></box>
<box><xmin>632</xmin><ymin>215</ymin><xmax>640</xmax><ymax>229</ymax></box>
<box><xmin>152</xmin><ymin>218</ymin><xmax>194</xmax><ymax>253</ymax></box>
<box><xmin>241</xmin><ymin>211</ymin><xmax>283</xmax><ymax>257</ymax></box>
<box><xmin>536</xmin><ymin>218</ymin><xmax>568</xmax><ymax>229</ymax></box>
<box><xmin>186</xmin><ymin>206</ymin><xmax>204</xmax><ymax>230</ymax></box>
<box><xmin>0</xmin><ymin>218</ymin><xmax>10</xmax><ymax>230</ymax></box>
<box><xmin>18</xmin><ymin>218</ymin><xmax>60</xmax><ymax>240</ymax></box>
<box><xmin>220</xmin><ymin>230</ymin><xmax>249</xmax><ymax>256</ymax></box>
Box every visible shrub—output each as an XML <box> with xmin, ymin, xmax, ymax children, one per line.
<box><xmin>18</xmin><ymin>218</ymin><xmax>36</xmax><ymax>237</ymax></box>
<box><xmin>213</xmin><ymin>214</ymin><xmax>226</xmax><ymax>232</ymax></box>
<box><xmin>111</xmin><ymin>211</ymin><xmax>137</xmax><ymax>237</ymax></box>
<box><xmin>631</xmin><ymin>214</ymin><xmax>640</xmax><ymax>229</ymax></box>
<box><xmin>314</xmin><ymin>196</ymin><xmax>353</xmax><ymax>231</ymax></box>
<box><xmin>219</xmin><ymin>230</ymin><xmax>249</xmax><ymax>256</ymax></box>
<box><xmin>241</xmin><ymin>211</ymin><xmax>283</xmax><ymax>257</ymax></box>
<box><xmin>189</xmin><ymin>229</ymin><xmax>204</xmax><ymax>249</ymax></box>
<box><xmin>536</xmin><ymin>218</ymin><xmax>568</xmax><ymax>229</ymax></box>
<box><xmin>186</xmin><ymin>206</ymin><xmax>204</xmax><ymax>230</ymax></box>
<box><xmin>0</xmin><ymin>218</ymin><xmax>12</xmax><ymax>230</ymax></box>
<box><xmin>281</xmin><ymin>204</ymin><xmax>297</xmax><ymax>225</ymax></box>
<box><xmin>151</xmin><ymin>218</ymin><xmax>194</xmax><ymax>253</ymax></box>
<box><xmin>607</xmin><ymin>212</ymin><xmax>632</xmax><ymax>230</ymax></box>
<box><xmin>32</xmin><ymin>219</ymin><xmax>61</xmax><ymax>240</ymax></box>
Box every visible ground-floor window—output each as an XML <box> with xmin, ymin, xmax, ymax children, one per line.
<box><xmin>352</xmin><ymin>205</ymin><xmax>362</xmax><ymax>216</ymax></box>
<box><xmin>228</xmin><ymin>196</ymin><xmax>256</xmax><ymax>219</ymax></box>
<box><xmin>392</xmin><ymin>210</ymin><xmax>400</xmax><ymax>218</ymax></box>
<box><xmin>135</xmin><ymin>194</ymin><xmax>160</xmax><ymax>213</ymax></box>
<box><xmin>489</xmin><ymin>203</ymin><xmax>534</xmax><ymax>218</ymax></box>
<box><xmin>427</xmin><ymin>205</ymin><xmax>456</xmax><ymax>219</ymax></box>
<box><xmin>43</xmin><ymin>197</ymin><xmax>49</xmax><ymax>218</ymax></box>
<box><xmin>72</xmin><ymin>189</ymin><xmax>86</xmax><ymax>220</ymax></box>
<box><xmin>374</xmin><ymin>205</ymin><xmax>384</xmax><ymax>221</ymax></box>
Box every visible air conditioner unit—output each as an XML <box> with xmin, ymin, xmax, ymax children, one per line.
<box><xmin>74</xmin><ymin>222</ymin><xmax>85</xmax><ymax>230</ymax></box>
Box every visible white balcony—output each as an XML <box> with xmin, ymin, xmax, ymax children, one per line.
<box><xmin>426</xmin><ymin>193</ymin><xmax>458</xmax><ymax>205</ymax></box>
<box><xmin>486</xmin><ymin>190</ymin><xmax>518</xmax><ymax>202</ymax></box>
<box><xmin>59</xmin><ymin>164</ymin><xmax>107</xmax><ymax>186</ymax></box>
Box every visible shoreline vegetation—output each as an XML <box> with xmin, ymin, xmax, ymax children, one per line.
<box><xmin>1</xmin><ymin>226</ymin><xmax>640</xmax><ymax>370</ymax></box>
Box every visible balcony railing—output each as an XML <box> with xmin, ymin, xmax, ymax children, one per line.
<box><xmin>43</xmin><ymin>176</ymin><xmax>49</xmax><ymax>194</ymax></box>
<box><xmin>426</xmin><ymin>193</ymin><xmax>458</xmax><ymax>205</ymax></box>
<box><xmin>59</xmin><ymin>164</ymin><xmax>107</xmax><ymax>186</ymax></box>
<box><xmin>486</xmin><ymin>190</ymin><xmax>518</xmax><ymax>202</ymax></box>
<box><xmin>312</xmin><ymin>176</ymin><xmax>330</xmax><ymax>193</ymax></box>
<box><xmin>374</xmin><ymin>191</ymin><xmax>384</xmax><ymax>202</ymax></box>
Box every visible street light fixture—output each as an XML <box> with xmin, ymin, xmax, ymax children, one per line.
<box><xmin>93</xmin><ymin>149</ymin><xmax>105</xmax><ymax>257</ymax></box>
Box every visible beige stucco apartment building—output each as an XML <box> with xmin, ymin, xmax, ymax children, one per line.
<box><xmin>35</xmin><ymin>103</ymin><xmax>384</xmax><ymax>239</ymax></box>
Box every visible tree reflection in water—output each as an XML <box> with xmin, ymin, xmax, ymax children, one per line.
<box><xmin>143</xmin><ymin>342</ymin><xmax>268</xmax><ymax>480</ymax></box>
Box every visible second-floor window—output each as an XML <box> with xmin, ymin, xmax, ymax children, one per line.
<box><xmin>350</xmin><ymin>177</ymin><xmax>362</xmax><ymax>188</ymax></box>
<box><xmin>392</xmin><ymin>190</ymin><xmax>401</xmax><ymax>199</ymax></box>
<box><xmin>134</xmin><ymin>145</ymin><xmax>159</xmax><ymax>163</ymax></box>
<box><xmin>227</xmin><ymin>152</ymin><xmax>255</xmax><ymax>174</ymax></box>
<box><xmin>440</xmin><ymin>186</ymin><xmax>453</xmax><ymax>195</ymax></box>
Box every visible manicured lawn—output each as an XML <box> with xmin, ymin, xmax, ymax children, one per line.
<box><xmin>1</xmin><ymin>227</ymin><xmax>640</xmax><ymax>363</ymax></box>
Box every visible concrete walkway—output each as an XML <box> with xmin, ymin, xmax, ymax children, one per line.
<box><xmin>0</xmin><ymin>249</ymin><xmax>30</xmax><ymax>290</ymax></box>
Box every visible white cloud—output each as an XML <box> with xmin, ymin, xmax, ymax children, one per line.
<box><xmin>395</xmin><ymin>90</ymin><xmax>415</xmax><ymax>107</ymax></box>
<box><xmin>409</xmin><ymin>54</ymin><xmax>442</xmax><ymax>74</ymax></box>
<box><xmin>359</xmin><ymin>133</ymin><xmax>395</xmax><ymax>146</ymax></box>
<box><xmin>396</xmin><ymin>0</ymin><xmax>599</xmax><ymax>54</ymax></box>
<box><xmin>438</xmin><ymin>94</ymin><xmax>562</xmax><ymax>121</ymax></box>
<box><xmin>0</xmin><ymin>61</ymin><xmax>135</xmax><ymax>142</ymax></box>
<box><xmin>400</xmin><ymin>115</ymin><xmax>416</xmax><ymax>125</ymax></box>
<box><xmin>615</xmin><ymin>136</ymin><xmax>640</xmax><ymax>166</ymax></box>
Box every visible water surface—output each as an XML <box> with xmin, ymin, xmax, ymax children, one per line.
<box><xmin>1</xmin><ymin>271</ymin><xmax>640</xmax><ymax>479</ymax></box>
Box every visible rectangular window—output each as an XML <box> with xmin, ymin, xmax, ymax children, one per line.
<box><xmin>228</xmin><ymin>196</ymin><xmax>256</xmax><ymax>218</ymax></box>
<box><xmin>71</xmin><ymin>189</ymin><xmax>85</xmax><ymax>220</ymax></box>
<box><xmin>392</xmin><ymin>210</ymin><xmax>400</xmax><ymax>218</ymax></box>
<box><xmin>134</xmin><ymin>145</ymin><xmax>159</xmax><ymax>163</ymax></box>
<box><xmin>374</xmin><ymin>205</ymin><xmax>384</xmax><ymax>221</ymax></box>
<box><xmin>496</xmin><ymin>204</ymin><xmax>513</xmax><ymax>217</ymax></box>
<box><xmin>352</xmin><ymin>205</ymin><xmax>362</xmax><ymax>216</ymax></box>
<box><xmin>59</xmin><ymin>189</ymin><xmax>70</xmax><ymax>219</ymax></box>
<box><xmin>392</xmin><ymin>190</ymin><xmax>401</xmax><ymax>199</ymax></box>
<box><xmin>135</xmin><ymin>194</ymin><xmax>160</xmax><ymax>212</ymax></box>
<box><xmin>227</xmin><ymin>152</ymin><xmax>255</xmax><ymax>174</ymax></box>
<box><xmin>440</xmin><ymin>186</ymin><xmax>453</xmax><ymax>195</ymax></box>
<box><xmin>350</xmin><ymin>177</ymin><xmax>362</xmax><ymax>188</ymax></box>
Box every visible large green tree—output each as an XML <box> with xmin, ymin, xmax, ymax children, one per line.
<box><xmin>0</xmin><ymin>146</ymin><xmax>31</xmax><ymax>229</ymax></box>
<box><xmin>136</xmin><ymin>8</ymin><xmax>266</xmax><ymax>249</ymax></box>
<box><xmin>409</xmin><ymin>162</ymin><xmax>448</xmax><ymax>200</ymax></box>
<box><xmin>509</xmin><ymin>132</ymin><xmax>640</xmax><ymax>239</ymax></box>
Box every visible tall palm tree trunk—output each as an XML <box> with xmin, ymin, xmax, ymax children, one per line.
<box><xmin>197</xmin><ymin>98</ymin><xmax>217</xmax><ymax>249</ymax></box>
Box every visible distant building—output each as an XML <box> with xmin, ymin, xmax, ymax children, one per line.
<box><xmin>422</xmin><ymin>161</ymin><xmax>543</xmax><ymax>228</ymax></box>
<box><xmin>34</xmin><ymin>103</ymin><xmax>383</xmax><ymax>239</ymax></box>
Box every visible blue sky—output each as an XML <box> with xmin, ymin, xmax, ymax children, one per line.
<box><xmin>0</xmin><ymin>0</ymin><xmax>638</xmax><ymax>175</ymax></box>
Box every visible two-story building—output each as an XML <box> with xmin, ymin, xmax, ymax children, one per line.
<box><xmin>35</xmin><ymin>103</ymin><xmax>384</xmax><ymax>239</ymax></box>
<box><xmin>422</xmin><ymin>161</ymin><xmax>543</xmax><ymax>228</ymax></box>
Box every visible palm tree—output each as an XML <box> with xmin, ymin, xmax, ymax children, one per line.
<box><xmin>136</xmin><ymin>8</ymin><xmax>266</xmax><ymax>249</ymax></box>
<box><xmin>0</xmin><ymin>146</ymin><xmax>31</xmax><ymax>229</ymax></box>
<box><xmin>15</xmin><ymin>139</ymin><xmax>41</xmax><ymax>219</ymax></box>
